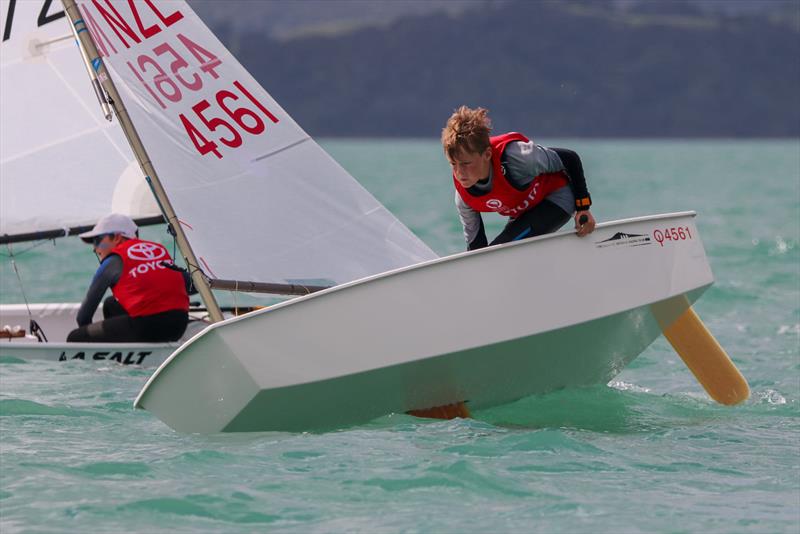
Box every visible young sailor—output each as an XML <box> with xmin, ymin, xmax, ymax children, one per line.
<box><xmin>67</xmin><ymin>213</ymin><xmax>189</xmax><ymax>343</ymax></box>
<box><xmin>442</xmin><ymin>106</ymin><xmax>595</xmax><ymax>250</ymax></box>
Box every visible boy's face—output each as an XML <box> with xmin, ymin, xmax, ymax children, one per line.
<box><xmin>93</xmin><ymin>233</ymin><xmax>125</xmax><ymax>261</ymax></box>
<box><xmin>449</xmin><ymin>147</ymin><xmax>492</xmax><ymax>188</ymax></box>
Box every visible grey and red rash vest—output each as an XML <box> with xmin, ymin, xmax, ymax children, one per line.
<box><xmin>110</xmin><ymin>239</ymin><xmax>189</xmax><ymax>317</ymax></box>
<box><xmin>453</xmin><ymin>132</ymin><xmax>568</xmax><ymax>218</ymax></box>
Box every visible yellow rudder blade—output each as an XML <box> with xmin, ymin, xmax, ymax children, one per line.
<box><xmin>661</xmin><ymin>306</ymin><xmax>749</xmax><ymax>405</ymax></box>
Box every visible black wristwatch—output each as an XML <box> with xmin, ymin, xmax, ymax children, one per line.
<box><xmin>575</xmin><ymin>194</ymin><xmax>592</xmax><ymax>211</ymax></box>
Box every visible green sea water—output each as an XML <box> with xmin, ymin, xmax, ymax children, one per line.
<box><xmin>1</xmin><ymin>139</ymin><xmax>798</xmax><ymax>533</ymax></box>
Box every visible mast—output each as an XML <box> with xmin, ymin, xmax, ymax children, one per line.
<box><xmin>60</xmin><ymin>0</ymin><xmax>224</xmax><ymax>322</ymax></box>
<box><xmin>65</xmin><ymin>12</ymin><xmax>112</xmax><ymax>121</ymax></box>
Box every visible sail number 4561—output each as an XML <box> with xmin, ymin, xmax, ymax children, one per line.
<box><xmin>653</xmin><ymin>226</ymin><xmax>692</xmax><ymax>246</ymax></box>
<box><xmin>180</xmin><ymin>80</ymin><xmax>279</xmax><ymax>159</ymax></box>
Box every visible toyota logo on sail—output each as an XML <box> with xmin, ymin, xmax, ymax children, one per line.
<box><xmin>127</xmin><ymin>242</ymin><xmax>166</xmax><ymax>261</ymax></box>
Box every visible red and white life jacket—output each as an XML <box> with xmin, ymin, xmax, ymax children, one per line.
<box><xmin>110</xmin><ymin>239</ymin><xmax>189</xmax><ymax>317</ymax></box>
<box><xmin>454</xmin><ymin>132</ymin><xmax>568</xmax><ymax>218</ymax></box>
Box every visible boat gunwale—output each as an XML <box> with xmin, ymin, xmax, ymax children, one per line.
<box><xmin>0</xmin><ymin>341</ymin><xmax>181</xmax><ymax>349</ymax></box>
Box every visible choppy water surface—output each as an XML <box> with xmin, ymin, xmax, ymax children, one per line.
<box><xmin>1</xmin><ymin>139</ymin><xmax>798</xmax><ymax>532</ymax></box>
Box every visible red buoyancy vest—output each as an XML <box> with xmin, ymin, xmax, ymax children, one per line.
<box><xmin>110</xmin><ymin>239</ymin><xmax>189</xmax><ymax>318</ymax></box>
<box><xmin>454</xmin><ymin>132</ymin><xmax>569</xmax><ymax>218</ymax></box>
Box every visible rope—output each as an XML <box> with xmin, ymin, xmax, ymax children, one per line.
<box><xmin>165</xmin><ymin>223</ymin><xmax>213</xmax><ymax>320</ymax></box>
<box><xmin>6</xmin><ymin>243</ymin><xmax>32</xmax><ymax>318</ymax></box>
<box><xmin>5</xmin><ymin>244</ymin><xmax>47</xmax><ymax>342</ymax></box>
<box><xmin>0</xmin><ymin>239</ymin><xmax>52</xmax><ymax>258</ymax></box>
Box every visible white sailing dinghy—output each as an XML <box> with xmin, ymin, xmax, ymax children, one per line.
<box><xmin>0</xmin><ymin>0</ymin><xmax>204</xmax><ymax>367</ymax></box>
<box><xmin>58</xmin><ymin>0</ymin><xmax>747</xmax><ymax>432</ymax></box>
<box><xmin>139</xmin><ymin>212</ymin><xmax>721</xmax><ymax>433</ymax></box>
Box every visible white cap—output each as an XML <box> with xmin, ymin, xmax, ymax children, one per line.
<box><xmin>79</xmin><ymin>213</ymin><xmax>138</xmax><ymax>243</ymax></box>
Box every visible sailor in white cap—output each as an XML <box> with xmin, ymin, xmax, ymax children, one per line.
<box><xmin>67</xmin><ymin>213</ymin><xmax>190</xmax><ymax>343</ymax></box>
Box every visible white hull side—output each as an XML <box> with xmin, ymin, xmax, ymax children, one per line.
<box><xmin>0</xmin><ymin>303</ymin><xmax>102</xmax><ymax>343</ymax></box>
<box><xmin>0</xmin><ymin>341</ymin><xmax>176</xmax><ymax>367</ymax></box>
<box><xmin>136</xmin><ymin>213</ymin><xmax>714</xmax><ymax>433</ymax></box>
<box><xmin>0</xmin><ymin>303</ymin><xmax>209</xmax><ymax>368</ymax></box>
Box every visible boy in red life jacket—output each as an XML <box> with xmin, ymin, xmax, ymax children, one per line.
<box><xmin>66</xmin><ymin>213</ymin><xmax>190</xmax><ymax>343</ymax></box>
<box><xmin>442</xmin><ymin>106</ymin><xmax>595</xmax><ymax>250</ymax></box>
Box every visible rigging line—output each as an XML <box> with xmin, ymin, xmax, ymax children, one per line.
<box><xmin>184</xmin><ymin>260</ymin><xmax>210</xmax><ymax>291</ymax></box>
<box><xmin>0</xmin><ymin>239</ymin><xmax>52</xmax><ymax>257</ymax></box>
<box><xmin>5</xmin><ymin>243</ymin><xmax>33</xmax><ymax>321</ymax></box>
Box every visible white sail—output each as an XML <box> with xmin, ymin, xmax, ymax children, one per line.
<box><xmin>0</xmin><ymin>0</ymin><xmax>158</xmax><ymax>240</ymax></box>
<box><xmin>70</xmin><ymin>0</ymin><xmax>436</xmax><ymax>287</ymax></box>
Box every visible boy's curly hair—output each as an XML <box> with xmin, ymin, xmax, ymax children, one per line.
<box><xmin>441</xmin><ymin>106</ymin><xmax>492</xmax><ymax>160</ymax></box>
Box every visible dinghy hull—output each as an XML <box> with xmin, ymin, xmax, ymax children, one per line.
<box><xmin>0</xmin><ymin>303</ymin><xmax>207</xmax><ymax>368</ymax></box>
<box><xmin>0</xmin><ymin>341</ymin><xmax>177</xmax><ymax>367</ymax></box>
<box><xmin>136</xmin><ymin>212</ymin><xmax>713</xmax><ymax>433</ymax></box>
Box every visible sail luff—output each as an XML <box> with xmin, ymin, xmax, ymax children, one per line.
<box><xmin>60</xmin><ymin>0</ymin><xmax>223</xmax><ymax>323</ymax></box>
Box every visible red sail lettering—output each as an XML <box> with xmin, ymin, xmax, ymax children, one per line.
<box><xmin>128</xmin><ymin>0</ymin><xmax>160</xmax><ymax>39</ymax></box>
<box><xmin>92</xmin><ymin>0</ymin><xmax>141</xmax><ymax>49</ymax></box>
<box><xmin>79</xmin><ymin>3</ymin><xmax>117</xmax><ymax>57</ymax></box>
<box><xmin>144</xmin><ymin>0</ymin><xmax>184</xmax><ymax>27</ymax></box>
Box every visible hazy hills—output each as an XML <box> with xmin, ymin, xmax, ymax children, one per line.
<box><xmin>192</xmin><ymin>0</ymin><xmax>800</xmax><ymax>138</ymax></box>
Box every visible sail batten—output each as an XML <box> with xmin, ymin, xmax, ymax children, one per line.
<box><xmin>1</xmin><ymin>124</ymin><xmax>113</xmax><ymax>166</ymax></box>
<box><xmin>252</xmin><ymin>137</ymin><xmax>313</xmax><ymax>162</ymax></box>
